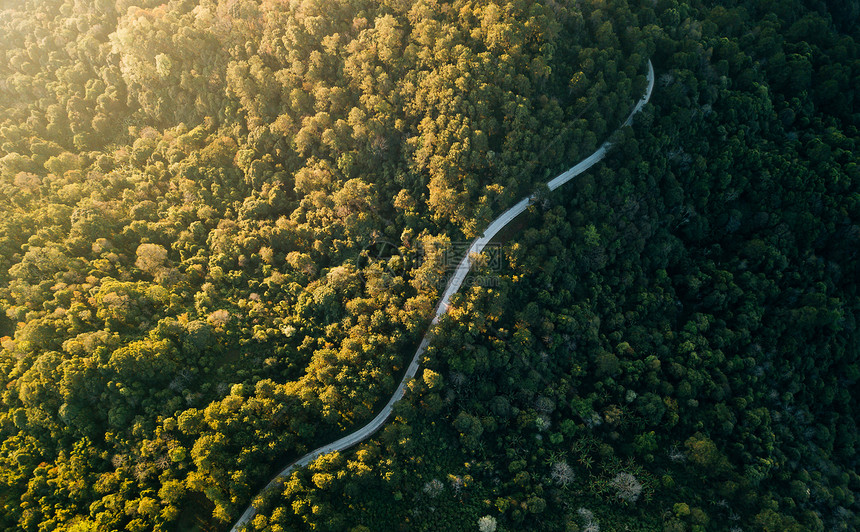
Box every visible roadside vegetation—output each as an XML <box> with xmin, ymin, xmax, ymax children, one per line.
<box><xmin>0</xmin><ymin>0</ymin><xmax>857</xmax><ymax>531</ymax></box>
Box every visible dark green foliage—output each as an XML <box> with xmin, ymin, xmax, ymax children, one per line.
<box><xmin>247</xmin><ymin>1</ymin><xmax>859</xmax><ymax>531</ymax></box>
<box><xmin>1</xmin><ymin>0</ymin><xmax>858</xmax><ymax>530</ymax></box>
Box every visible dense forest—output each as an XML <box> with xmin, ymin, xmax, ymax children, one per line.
<box><xmin>0</xmin><ymin>0</ymin><xmax>857</xmax><ymax>531</ymax></box>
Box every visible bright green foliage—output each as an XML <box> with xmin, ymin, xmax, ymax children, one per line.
<box><xmin>1</xmin><ymin>0</ymin><xmax>859</xmax><ymax>530</ymax></box>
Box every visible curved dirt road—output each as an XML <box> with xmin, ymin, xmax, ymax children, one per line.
<box><xmin>231</xmin><ymin>60</ymin><xmax>654</xmax><ymax>531</ymax></box>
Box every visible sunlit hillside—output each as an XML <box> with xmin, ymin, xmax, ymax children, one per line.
<box><xmin>0</xmin><ymin>0</ymin><xmax>858</xmax><ymax>531</ymax></box>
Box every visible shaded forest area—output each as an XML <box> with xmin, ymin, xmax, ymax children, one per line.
<box><xmin>0</xmin><ymin>0</ymin><xmax>858</xmax><ymax>531</ymax></box>
<box><xmin>241</xmin><ymin>1</ymin><xmax>860</xmax><ymax>532</ymax></box>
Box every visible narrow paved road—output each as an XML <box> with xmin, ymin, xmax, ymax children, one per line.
<box><xmin>231</xmin><ymin>60</ymin><xmax>655</xmax><ymax>531</ymax></box>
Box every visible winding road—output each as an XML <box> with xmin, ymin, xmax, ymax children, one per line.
<box><xmin>230</xmin><ymin>60</ymin><xmax>654</xmax><ymax>531</ymax></box>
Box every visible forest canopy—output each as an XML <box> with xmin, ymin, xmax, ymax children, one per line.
<box><xmin>0</xmin><ymin>0</ymin><xmax>858</xmax><ymax>531</ymax></box>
